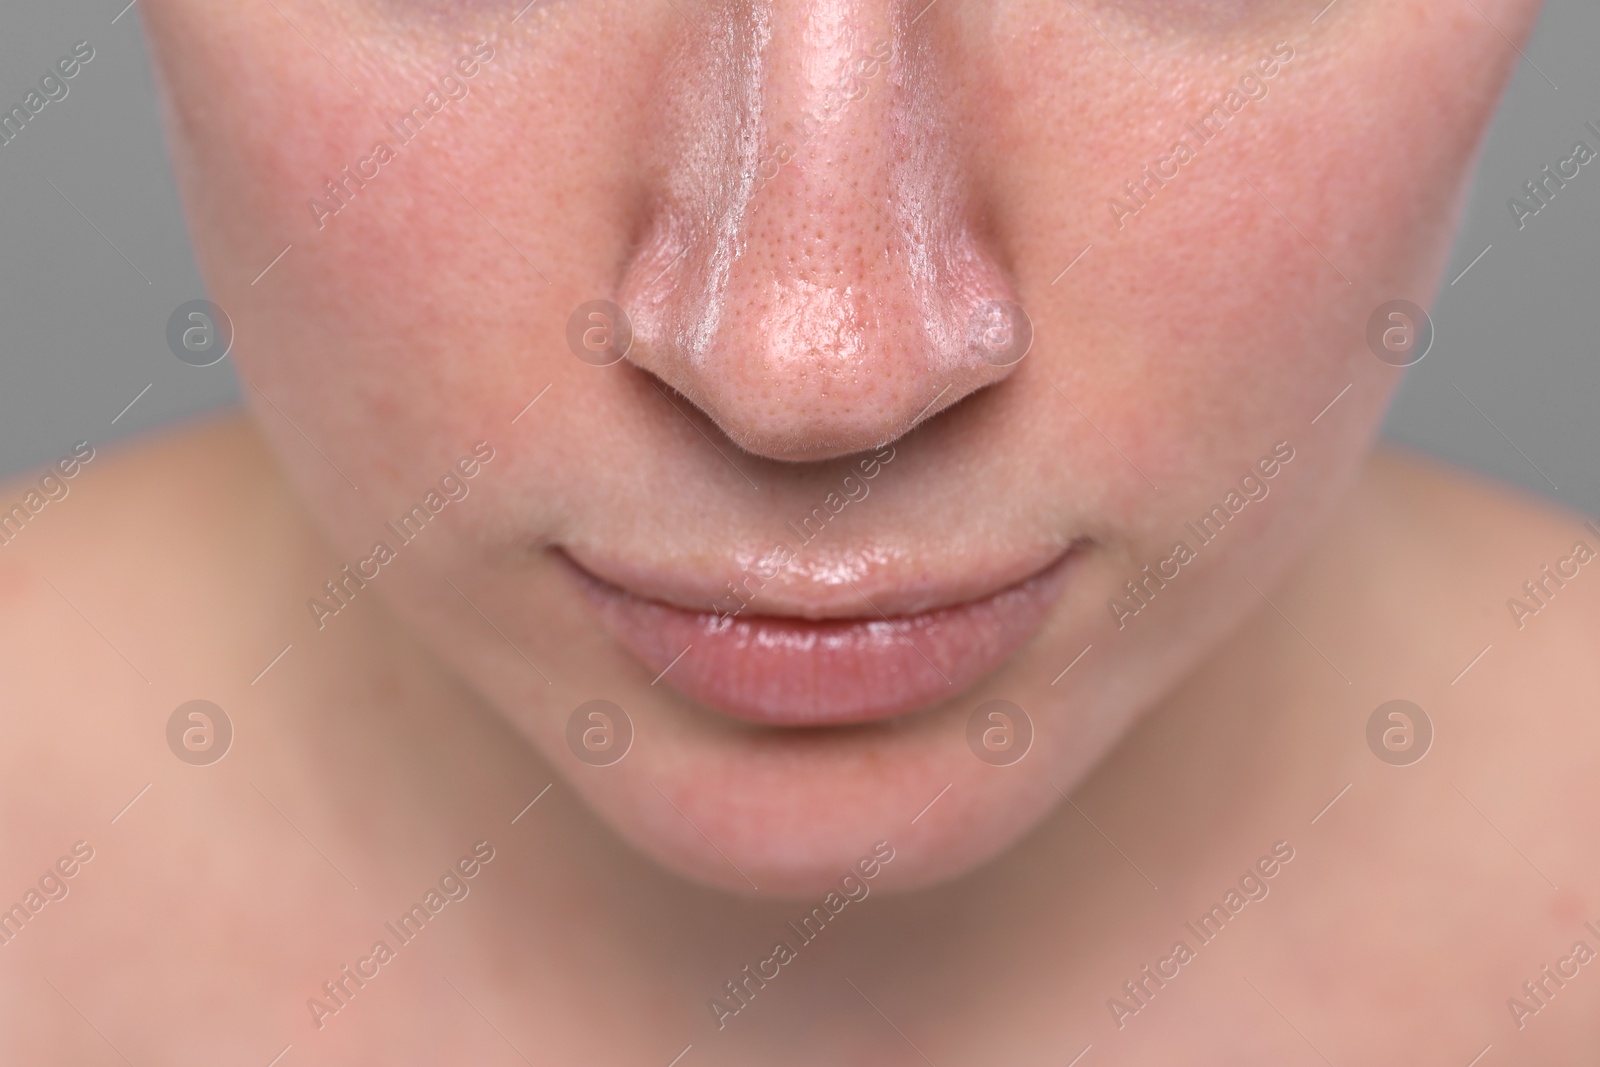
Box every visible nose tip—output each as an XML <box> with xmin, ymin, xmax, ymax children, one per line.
<box><xmin>624</xmin><ymin>208</ymin><xmax>1029</xmax><ymax>460</ymax></box>
<box><xmin>613</xmin><ymin>5</ymin><xmax>1027</xmax><ymax>462</ymax></box>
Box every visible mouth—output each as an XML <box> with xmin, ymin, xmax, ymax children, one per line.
<box><xmin>560</xmin><ymin>546</ymin><xmax>1079</xmax><ymax>727</ymax></box>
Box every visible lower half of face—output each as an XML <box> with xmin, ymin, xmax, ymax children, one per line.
<box><xmin>144</xmin><ymin>0</ymin><xmax>1536</xmax><ymax>893</ymax></box>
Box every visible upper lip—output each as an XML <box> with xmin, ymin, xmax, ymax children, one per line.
<box><xmin>557</xmin><ymin>541</ymin><xmax>1078</xmax><ymax>620</ymax></box>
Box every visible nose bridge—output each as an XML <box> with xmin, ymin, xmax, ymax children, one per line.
<box><xmin>618</xmin><ymin>0</ymin><xmax>1020</xmax><ymax>461</ymax></box>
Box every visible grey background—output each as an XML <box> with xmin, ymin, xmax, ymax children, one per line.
<box><xmin>0</xmin><ymin>0</ymin><xmax>1595</xmax><ymax>511</ymax></box>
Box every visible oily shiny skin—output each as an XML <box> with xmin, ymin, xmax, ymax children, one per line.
<box><xmin>139</xmin><ymin>0</ymin><xmax>1538</xmax><ymax>893</ymax></box>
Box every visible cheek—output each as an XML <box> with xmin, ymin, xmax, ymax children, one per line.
<box><xmin>985</xmin><ymin>7</ymin><xmax>1517</xmax><ymax>530</ymax></box>
<box><xmin>151</xmin><ymin>6</ymin><xmax>658</xmax><ymax>509</ymax></box>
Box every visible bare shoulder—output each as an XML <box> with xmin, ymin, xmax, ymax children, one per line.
<box><xmin>1315</xmin><ymin>445</ymin><xmax>1600</xmax><ymax>707</ymax></box>
<box><xmin>0</xmin><ymin>413</ymin><xmax>317</xmax><ymax>861</ymax></box>
<box><xmin>1185</xmin><ymin>447</ymin><xmax>1600</xmax><ymax>1057</ymax></box>
<box><xmin>0</xmin><ymin>416</ymin><xmax>402</xmax><ymax>1060</ymax></box>
<box><xmin>1318</xmin><ymin>445</ymin><xmax>1600</xmax><ymax>894</ymax></box>
<box><xmin>0</xmin><ymin>410</ymin><xmax>295</xmax><ymax>564</ymax></box>
<box><xmin>1351</xmin><ymin>445</ymin><xmax>1600</xmax><ymax>646</ymax></box>
<box><xmin>1260</xmin><ymin>444</ymin><xmax>1600</xmax><ymax>840</ymax></box>
<box><xmin>0</xmin><ymin>412</ymin><xmax>303</xmax><ymax>671</ymax></box>
<box><xmin>0</xmin><ymin>410</ymin><xmax>288</xmax><ymax>564</ymax></box>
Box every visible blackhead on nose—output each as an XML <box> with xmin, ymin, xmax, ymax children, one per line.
<box><xmin>616</xmin><ymin>0</ymin><xmax>1029</xmax><ymax>462</ymax></box>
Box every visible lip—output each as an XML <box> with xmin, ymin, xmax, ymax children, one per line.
<box><xmin>562</xmin><ymin>548</ymin><xmax>1078</xmax><ymax>726</ymax></box>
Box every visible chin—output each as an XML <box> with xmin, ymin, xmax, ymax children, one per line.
<box><xmin>555</xmin><ymin>697</ymin><xmax>1077</xmax><ymax>898</ymax></box>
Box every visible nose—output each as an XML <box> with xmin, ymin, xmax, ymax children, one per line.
<box><xmin>615</xmin><ymin>0</ymin><xmax>1028</xmax><ymax>462</ymax></box>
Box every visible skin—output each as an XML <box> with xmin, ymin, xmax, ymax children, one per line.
<box><xmin>6</xmin><ymin>0</ymin><xmax>1599</xmax><ymax>1062</ymax></box>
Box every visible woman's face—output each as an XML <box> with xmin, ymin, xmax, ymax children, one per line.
<box><xmin>142</xmin><ymin>0</ymin><xmax>1534</xmax><ymax>894</ymax></box>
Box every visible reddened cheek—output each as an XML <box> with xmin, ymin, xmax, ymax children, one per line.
<box><xmin>988</xmin><ymin>2</ymin><xmax>1524</xmax><ymax>509</ymax></box>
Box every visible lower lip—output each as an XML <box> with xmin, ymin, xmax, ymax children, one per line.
<box><xmin>566</xmin><ymin>552</ymin><xmax>1076</xmax><ymax>727</ymax></box>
